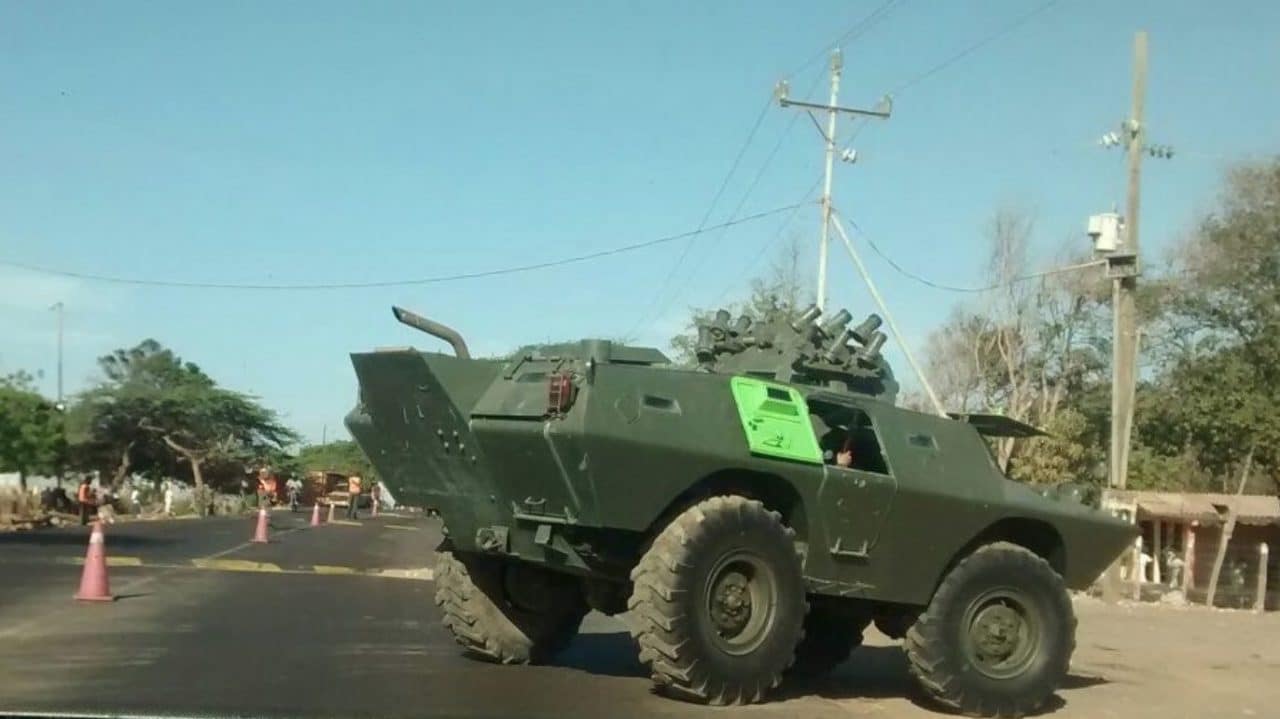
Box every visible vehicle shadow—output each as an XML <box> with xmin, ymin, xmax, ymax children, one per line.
<box><xmin>556</xmin><ymin>634</ymin><xmax>1107</xmax><ymax>715</ymax></box>
<box><xmin>554</xmin><ymin>631</ymin><xmax>647</xmax><ymax>678</ymax></box>
<box><xmin>786</xmin><ymin>645</ymin><xmax>1107</xmax><ymax>715</ymax></box>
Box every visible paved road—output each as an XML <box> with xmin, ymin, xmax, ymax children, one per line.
<box><xmin>2</xmin><ymin>512</ymin><xmax>1276</xmax><ymax>718</ymax></box>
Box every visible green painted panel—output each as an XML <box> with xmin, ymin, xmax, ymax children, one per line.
<box><xmin>729</xmin><ymin>376</ymin><xmax>823</xmax><ymax>464</ymax></box>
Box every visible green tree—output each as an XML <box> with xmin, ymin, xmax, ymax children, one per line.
<box><xmin>1007</xmin><ymin>408</ymin><xmax>1104</xmax><ymax>487</ymax></box>
<box><xmin>0</xmin><ymin>372</ymin><xmax>65</xmax><ymax>490</ymax></box>
<box><xmin>1130</xmin><ymin>158</ymin><xmax>1280</xmax><ymax>492</ymax></box>
<box><xmin>296</xmin><ymin>440</ymin><xmax>377</xmax><ymax>479</ymax></box>
<box><xmin>69</xmin><ymin>340</ymin><xmax>298</xmax><ymax>495</ymax></box>
<box><xmin>669</xmin><ymin>235</ymin><xmax>812</xmax><ymax>365</ymax></box>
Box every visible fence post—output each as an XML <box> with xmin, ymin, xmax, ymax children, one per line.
<box><xmin>1132</xmin><ymin>535</ymin><xmax>1144</xmax><ymax>600</ymax></box>
<box><xmin>1184</xmin><ymin>524</ymin><xmax>1196</xmax><ymax>593</ymax></box>
<box><xmin>1258</xmin><ymin>543</ymin><xmax>1270</xmax><ymax>614</ymax></box>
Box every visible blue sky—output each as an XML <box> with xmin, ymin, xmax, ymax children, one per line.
<box><xmin>2</xmin><ymin>0</ymin><xmax>1276</xmax><ymax>443</ymax></box>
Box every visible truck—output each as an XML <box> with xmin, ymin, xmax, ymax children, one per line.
<box><xmin>345</xmin><ymin>305</ymin><xmax>1134</xmax><ymax>716</ymax></box>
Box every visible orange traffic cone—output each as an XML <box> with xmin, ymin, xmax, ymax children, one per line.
<box><xmin>371</xmin><ymin>499</ymin><xmax>379</xmax><ymax>519</ymax></box>
<box><xmin>251</xmin><ymin>507</ymin><xmax>270</xmax><ymax>543</ymax></box>
<box><xmin>310</xmin><ymin>502</ymin><xmax>321</xmax><ymax>527</ymax></box>
<box><xmin>326</xmin><ymin>502</ymin><xmax>335</xmax><ymax>523</ymax></box>
<box><xmin>75</xmin><ymin>521</ymin><xmax>114</xmax><ymax>602</ymax></box>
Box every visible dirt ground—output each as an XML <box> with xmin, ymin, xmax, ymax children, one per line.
<box><xmin>1047</xmin><ymin>597</ymin><xmax>1279</xmax><ymax>719</ymax></box>
<box><xmin>779</xmin><ymin>595</ymin><xmax>1280</xmax><ymax>718</ymax></box>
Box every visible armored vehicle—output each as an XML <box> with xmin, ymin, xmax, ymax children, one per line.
<box><xmin>346</xmin><ymin>305</ymin><xmax>1134</xmax><ymax>716</ymax></box>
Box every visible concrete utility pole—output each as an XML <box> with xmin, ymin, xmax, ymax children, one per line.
<box><xmin>52</xmin><ymin>302</ymin><xmax>64</xmax><ymax>406</ymax></box>
<box><xmin>1091</xmin><ymin>31</ymin><xmax>1172</xmax><ymax>490</ymax></box>
<box><xmin>50</xmin><ymin>301</ymin><xmax>65</xmax><ymax>487</ymax></box>
<box><xmin>816</xmin><ymin>51</ymin><xmax>842</xmax><ymax>312</ymax></box>
<box><xmin>775</xmin><ymin>50</ymin><xmax>891</xmax><ymax>311</ymax></box>
<box><xmin>1110</xmin><ymin>31</ymin><xmax>1146</xmax><ymax>490</ymax></box>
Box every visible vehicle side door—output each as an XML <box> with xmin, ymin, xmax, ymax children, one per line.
<box><xmin>811</xmin><ymin>398</ymin><xmax>898</xmax><ymax>562</ymax></box>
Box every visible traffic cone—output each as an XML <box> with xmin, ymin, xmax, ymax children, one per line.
<box><xmin>326</xmin><ymin>502</ymin><xmax>335</xmax><ymax>523</ymax></box>
<box><xmin>372</xmin><ymin>499</ymin><xmax>379</xmax><ymax>519</ymax></box>
<box><xmin>251</xmin><ymin>507</ymin><xmax>270</xmax><ymax>543</ymax></box>
<box><xmin>75</xmin><ymin>521</ymin><xmax>114</xmax><ymax>602</ymax></box>
<box><xmin>310</xmin><ymin>502</ymin><xmax>321</xmax><ymax>527</ymax></box>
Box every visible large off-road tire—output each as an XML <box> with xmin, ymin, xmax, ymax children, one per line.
<box><xmin>904</xmin><ymin>542</ymin><xmax>1076</xmax><ymax>718</ymax></box>
<box><xmin>627</xmin><ymin>496</ymin><xmax>806</xmax><ymax>705</ymax></box>
<box><xmin>434</xmin><ymin>550</ymin><xmax>587</xmax><ymax>664</ymax></box>
<box><xmin>787</xmin><ymin>598</ymin><xmax>872</xmax><ymax>678</ymax></box>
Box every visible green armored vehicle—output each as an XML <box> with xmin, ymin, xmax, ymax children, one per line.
<box><xmin>346</xmin><ymin>304</ymin><xmax>1134</xmax><ymax>716</ymax></box>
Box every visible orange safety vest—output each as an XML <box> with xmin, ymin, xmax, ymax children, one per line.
<box><xmin>347</xmin><ymin>476</ymin><xmax>362</xmax><ymax>494</ymax></box>
<box><xmin>77</xmin><ymin>483</ymin><xmax>93</xmax><ymax>503</ymax></box>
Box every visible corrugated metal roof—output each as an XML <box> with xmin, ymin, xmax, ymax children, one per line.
<box><xmin>1106</xmin><ymin>490</ymin><xmax>1280</xmax><ymax>525</ymax></box>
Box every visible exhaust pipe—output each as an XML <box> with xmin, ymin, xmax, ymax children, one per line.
<box><xmin>391</xmin><ymin>306</ymin><xmax>472</xmax><ymax>359</ymax></box>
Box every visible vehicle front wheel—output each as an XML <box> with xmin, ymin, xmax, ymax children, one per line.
<box><xmin>627</xmin><ymin>495</ymin><xmax>806</xmax><ymax>705</ymax></box>
<box><xmin>434</xmin><ymin>550</ymin><xmax>587</xmax><ymax>664</ymax></box>
<box><xmin>904</xmin><ymin>542</ymin><xmax>1075</xmax><ymax>718</ymax></box>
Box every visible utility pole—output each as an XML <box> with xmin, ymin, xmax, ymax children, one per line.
<box><xmin>816</xmin><ymin>51</ymin><xmax>842</xmax><ymax>312</ymax></box>
<box><xmin>1111</xmin><ymin>31</ymin><xmax>1146</xmax><ymax>491</ymax></box>
<box><xmin>1090</xmin><ymin>32</ymin><xmax>1172</xmax><ymax>491</ymax></box>
<box><xmin>50</xmin><ymin>301</ymin><xmax>65</xmax><ymax>487</ymax></box>
<box><xmin>52</xmin><ymin>302</ymin><xmax>64</xmax><ymax>406</ymax></box>
<box><xmin>1111</xmin><ymin>31</ymin><xmax>1147</xmax><ymax>491</ymax></box>
<box><xmin>775</xmin><ymin>50</ymin><xmax>891</xmax><ymax>311</ymax></box>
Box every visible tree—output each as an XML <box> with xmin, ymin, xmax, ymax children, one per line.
<box><xmin>296</xmin><ymin>440</ymin><xmax>378</xmax><ymax>480</ymax></box>
<box><xmin>1006</xmin><ymin>408</ymin><xmax>1104</xmax><ymax>486</ymax></box>
<box><xmin>141</xmin><ymin>384</ymin><xmax>298</xmax><ymax>495</ymax></box>
<box><xmin>0</xmin><ymin>372</ymin><xmax>65</xmax><ymax>490</ymax></box>
<box><xmin>69</xmin><ymin>340</ymin><xmax>297</xmax><ymax>496</ymax></box>
<box><xmin>670</xmin><ymin>235</ymin><xmax>812</xmax><ymax>365</ymax></box>
<box><xmin>922</xmin><ymin>208</ymin><xmax>1110</xmax><ymax>478</ymax></box>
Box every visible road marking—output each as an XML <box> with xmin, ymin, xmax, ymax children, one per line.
<box><xmin>373</xmin><ymin>568</ymin><xmax>434</xmax><ymax>581</ymax></box>
<box><xmin>313</xmin><ymin>564</ymin><xmax>357</xmax><ymax>575</ymax></box>
<box><xmin>384</xmin><ymin>524</ymin><xmax>418</xmax><ymax>531</ymax></box>
<box><xmin>57</xmin><ymin>556</ymin><xmax>143</xmax><ymax>567</ymax></box>
<box><xmin>192</xmin><ymin>558</ymin><xmax>282</xmax><ymax>573</ymax></box>
<box><xmin>328</xmin><ymin>520</ymin><xmax>363</xmax><ymax>526</ymax></box>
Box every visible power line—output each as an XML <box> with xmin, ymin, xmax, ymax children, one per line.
<box><xmin>0</xmin><ymin>203</ymin><xmax>807</xmax><ymax>292</ymax></box>
<box><xmin>664</xmin><ymin>115</ymin><xmax>807</xmax><ymax>305</ymax></box>
<box><xmin>627</xmin><ymin>0</ymin><xmax>909</xmax><ymax>335</ymax></box>
<box><xmin>891</xmin><ymin>0</ymin><xmax>1062</xmax><ymax>95</ymax></box>
<box><xmin>634</xmin><ymin>74</ymin><xmax>832</xmax><ymax>330</ymax></box>
<box><xmin>709</xmin><ymin>173</ymin><xmax>825</xmax><ymax>309</ymax></box>
<box><xmin>788</xmin><ymin>0</ymin><xmax>907</xmax><ymax>79</ymax></box>
<box><xmin>624</xmin><ymin>96</ymin><xmax>774</xmax><ymax>336</ymax></box>
<box><xmin>839</xmin><ymin>213</ymin><xmax>1106</xmax><ymax>293</ymax></box>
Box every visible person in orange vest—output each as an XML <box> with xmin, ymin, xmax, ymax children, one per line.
<box><xmin>257</xmin><ymin>468</ymin><xmax>278</xmax><ymax>508</ymax></box>
<box><xmin>76</xmin><ymin>477</ymin><xmax>96</xmax><ymax>526</ymax></box>
<box><xmin>346</xmin><ymin>474</ymin><xmax>363</xmax><ymax>520</ymax></box>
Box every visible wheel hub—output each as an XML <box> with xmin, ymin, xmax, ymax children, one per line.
<box><xmin>961</xmin><ymin>589</ymin><xmax>1040</xmax><ymax>680</ymax></box>
<box><xmin>969</xmin><ymin>604</ymin><xmax>1023</xmax><ymax>660</ymax></box>
<box><xmin>703</xmin><ymin>553</ymin><xmax>778</xmax><ymax>656</ymax></box>
<box><xmin>710</xmin><ymin>572</ymin><xmax>753</xmax><ymax>634</ymax></box>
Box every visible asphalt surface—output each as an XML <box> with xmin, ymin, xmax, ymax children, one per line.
<box><xmin>2</xmin><ymin>511</ymin><xmax>1276</xmax><ymax>719</ymax></box>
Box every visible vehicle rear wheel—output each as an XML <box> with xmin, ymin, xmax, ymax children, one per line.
<box><xmin>434</xmin><ymin>550</ymin><xmax>587</xmax><ymax>664</ymax></box>
<box><xmin>904</xmin><ymin>542</ymin><xmax>1075</xmax><ymax>718</ymax></box>
<box><xmin>627</xmin><ymin>495</ymin><xmax>806</xmax><ymax>705</ymax></box>
<box><xmin>787</xmin><ymin>598</ymin><xmax>871</xmax><ymax>678</ymax></box>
